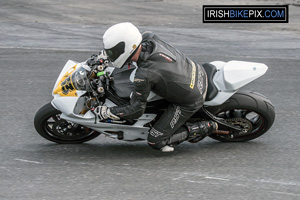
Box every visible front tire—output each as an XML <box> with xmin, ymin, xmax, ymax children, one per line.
<box><xmin>207</xmin><ymin>91</ymin><xmax>275</xmax><ymax>142</ymax></box>
<box><xmin>34</xmin><ymin>103</ymin><xmax>100</xmax><ymax>144</ymax></box>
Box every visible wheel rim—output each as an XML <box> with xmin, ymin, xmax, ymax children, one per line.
<box><xmin>43</xmin><ymin>113</ymin><xmax>96</xmax><ymax>141</ymax></box>
<box><xmin>215</xmin><ymin>109</ymin><xmax>265</xmax><ymax>139</ymax></box>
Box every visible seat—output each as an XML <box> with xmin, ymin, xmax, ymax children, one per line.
<box><xmin>202</xmin><ymin>63</ymin><xmax>218</xmax><ymax>101</ymax></box>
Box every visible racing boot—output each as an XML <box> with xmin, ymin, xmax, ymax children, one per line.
<box><xmin>186</xmin><ymin>121</ymin><xmax>218</xmax><ymax>141</ymax></box>
<box><xmin>160</xmin><ymin>122</ymin><xmax>217</xmax><ymax>152</ymax></box>
<box><xmin>160</xmin><ymin>126</ymin><xmax>190</xmax><ymax>152</ymax></box>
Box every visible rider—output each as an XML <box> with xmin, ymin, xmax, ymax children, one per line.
<box><xmin>95</xmin><ymin>22</ymin><xmax>217</xmax><ymax>152</ymax></box>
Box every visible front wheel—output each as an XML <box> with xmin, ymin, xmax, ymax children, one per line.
<box><xmin>206</xmin><ymin>91</ymin><xmax>275</xmax><ymax>142</ymax></box>
<box><xmin>34</xmin><ymin>103</ymin><xmax>101</xmax><ymax>144</ymax></box>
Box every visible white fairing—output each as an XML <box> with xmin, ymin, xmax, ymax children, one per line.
<box><xmin>61</xmin><ymin>113</ymin><xmax>155</xmax><ymax>140</ymax></box>
<box><xmin>50</xmin><ymin>60</ymin><xmax>156</xmax><ymax>141</ymax></box>
<box><xmin>224</xmin><ymin>61</ymin><xmax>268</xmax><ymax>90</ymax></box>
<box><xmin>204</xmin><ymin>60</ymin><xmax>268</xmax><ymax>106</ymax></box>
<box><xmin>51</xmin><ymin>60</ymin><xmax>90</xmax><ymax>116</ymax></box>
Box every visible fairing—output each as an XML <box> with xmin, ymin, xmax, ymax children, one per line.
<box><xmin>53</xmin><ymin>64</ymin><xmax>89</xmax><ymax>97</ymax></box>
<box><xmin>204</xmin><ymin>60</ymin><xmax>268</xmax><ymax>106</ymax></box>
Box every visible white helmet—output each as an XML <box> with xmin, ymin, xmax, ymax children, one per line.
<box><xmin>103</xmin><ymin>22</ymin><xmax>142</xmax><ymax>68</ymax></box>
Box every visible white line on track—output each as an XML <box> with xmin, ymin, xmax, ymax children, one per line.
<box><xmin>14</xmin><ymin>158</ymin><xmax>43</xmax><ymax>164</ymax></box>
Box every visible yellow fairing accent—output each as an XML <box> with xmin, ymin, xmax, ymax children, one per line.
<box><xmin>190</xmin><ymin>62</ymin><xmax>196</xmax><ymax>89</ymax></box>
<box><xmin>53</xmin><ymin>65</ymin><xmax>78</xmax><ymax>96</ymax></box>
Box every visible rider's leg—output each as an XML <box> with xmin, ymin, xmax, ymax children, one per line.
<box><xmin>147</xmin><ymin>104</ymin><xmax>196</xmax><ymax>151</ymax></box>
<box><xmin>147</xmin><ymin>104</ymin><xmax>218</xmax><ymax>152</ymax></box>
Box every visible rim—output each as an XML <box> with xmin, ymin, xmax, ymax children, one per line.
<box><xmin>43</xmin><ymin>113</ymin><xmax>96</xmax><ymax>141</ymax></box>
<box><xmin>215</xmin><ymin>109</ymin><xmax>265</xmax><ymax>139</ymax></box>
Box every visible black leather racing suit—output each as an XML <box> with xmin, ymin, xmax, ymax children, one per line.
<box><xmin>110</xmin><ymin>32</ymin><xmax>207</xmax><ymax>149</ymax></box>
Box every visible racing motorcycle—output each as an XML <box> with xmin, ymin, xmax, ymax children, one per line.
<box><xmin>34</xmin><ymin>51</ymin><xmax>275</xmax><ymax>144</ymax></box>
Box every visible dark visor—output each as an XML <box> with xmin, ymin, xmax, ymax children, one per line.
<box><xmin>104</xmin><ymin>42</ymin><xmax>125</xmax><ymax>62</ymax></box>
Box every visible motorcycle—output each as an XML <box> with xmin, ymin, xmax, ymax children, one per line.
<box><xmin>34</xmin><ymin>51</ymin><xmax>275</xmax><ymax>144</ymax></box>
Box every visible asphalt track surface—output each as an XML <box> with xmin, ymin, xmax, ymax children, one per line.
<box><xmin>1</xmin><ymin>0</ymin><xmax>300</xmax><ymax>200</ymax></box>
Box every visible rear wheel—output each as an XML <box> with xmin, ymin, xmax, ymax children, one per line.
<box><xmin>206</xmin><ymin>91</ymin><xmax>275</xmax><ymax>142</ymax></box>
<box><xmin>34</xmin><ymin>103</ymin><xmax>101</xmax><ymax>144</ymax></box>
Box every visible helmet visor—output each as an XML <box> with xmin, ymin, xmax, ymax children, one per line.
<box><xmin>104</xmin><ymin>42</ymin><xmax>125</xmax><ymax>62</ymax></box>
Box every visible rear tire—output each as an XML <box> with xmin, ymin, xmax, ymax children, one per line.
<box><xmin>34</xmin><ymin>102</ymin><xmax>100</xmax><ymax>144</ymax></box>
<box><xmin>207</xmin><ymin>91</ymin><xmax>275</xmax><ymax>142</ymax></box>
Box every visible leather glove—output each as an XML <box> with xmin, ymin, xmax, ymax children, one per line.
<box><xmin>95</xmin><ymin>106</ymin><xmax>120</xmax><ymax>121</ymax></box>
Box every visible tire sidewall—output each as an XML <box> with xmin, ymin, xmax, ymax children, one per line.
<box><xmin>207</xmin><ymin>91</ymin><xmax>275</xmax><ymax>142</ymax></box>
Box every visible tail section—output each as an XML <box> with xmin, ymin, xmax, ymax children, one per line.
<box><xmin>204</xmin><ymin>61</ymin><xmax>268</xmax><ymax>106</ymax></box>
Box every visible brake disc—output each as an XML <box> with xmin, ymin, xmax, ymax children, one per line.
<box><xmin>52</xmin><ymin>119</ymin><xmax>71</xmax><ymax>137</ymax></box>
<box><xmin>52</xmin><ymin>119</ymin><xmax>93</xmax><ymax>139</ymax></box>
